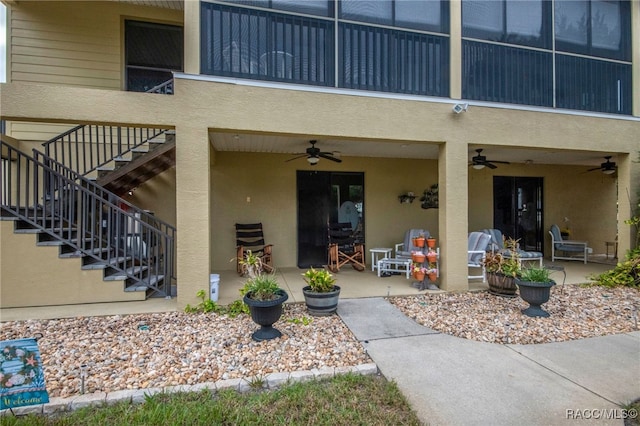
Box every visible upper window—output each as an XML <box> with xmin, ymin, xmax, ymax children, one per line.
<box><xmin>555</xmin><ymin>0</ymin><xmax>631</xmax><ymax>61</ymax></box>
<box><xmin>462</xmin><ymin>0</ymin><xmax>551</xmax><ymax>49</ymax></box>
<box><xmin>125</xmin><ymin>20</ymin><xmax>183</xmax><ymax>92</ymax></box>
<box><xmin>340</xmin><ymin>0</ymin><xmax>449</xmax><ymax>34</ymax></box>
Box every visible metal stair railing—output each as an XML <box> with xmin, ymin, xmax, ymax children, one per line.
<box><xmin>1</xmin><ymin>140</ymin><xmax>176</xmax><ymax>297</ymax></box>
<box><xmin>42</xmin><ymin>124</ymin><xmax>172</xmax><ymax>178</ymax></box>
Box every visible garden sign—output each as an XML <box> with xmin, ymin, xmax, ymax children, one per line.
<box><xmin>1</xmin><ymin>338</ymin><xmax>49</xmax><ymax>410</ymax></box>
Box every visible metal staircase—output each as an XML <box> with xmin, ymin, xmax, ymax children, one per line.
<box><xmin>1</xmin><ymin>131</ymin><xmax>177</xmax><ymax>298</ymax></box>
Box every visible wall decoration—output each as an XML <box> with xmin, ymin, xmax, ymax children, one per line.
<box><xmin>420</xmin><ymin>184</ymin><xmax>438</xmax><ymax>209</ymax></box>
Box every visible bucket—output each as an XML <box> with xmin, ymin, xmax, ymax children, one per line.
<box><xmin>209</xmin><ymin>274</ymin><xmax>220</xmax><ymax>302</ymax></box>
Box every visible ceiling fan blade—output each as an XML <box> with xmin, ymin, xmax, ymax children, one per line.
<box><xmin>485</xmin><ymin>162</ymin><xmax>498</xmax><ymax>169</ymax></box>
<box><xmin>285</xmin><ymin>154</ymin><xmax>308</xmax><ymax>162</ymax></box>
<box><xmin>318</xmin><ymin>153</ymin><xmax>342</xmax><ymax>163</ymax></box>
<box><xmin>586</xmin><ymin>166</ymin><xmax>601</xmax><ymax>172</ymax></box>
<box><xmin>490</xmin><ymin>160</ymin><xmax>510</xmax><ymax>164</ymax></box>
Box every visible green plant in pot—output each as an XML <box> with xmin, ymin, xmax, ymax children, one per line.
<box><xmin>483</xmin><ymin>237</ymin><xmax>521</xmax><ymax>297</ymax></box>
<box><xmin>237</xmin><ymin>250</ymin><xmax>264</xmax><ymax>279</ymax></box>
<box><xmin>301</xmin><ymin>267</ymin><xmax>341</xmax><ymax>316</ymax></box>
<box><xmin>242</xmin><ymin>272</ymin><xmax>289</xmax><ymax>341</ymax></box>
<box><xmin>516</xmin><ymin>266</ymin><xmax>555</xmax><ymax>318</ymax></box>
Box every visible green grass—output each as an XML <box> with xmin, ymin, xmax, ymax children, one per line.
<box><xmin>1</xmin><ymin>373</ymin><xmax>421</xmax><ymax>426</ymax></box>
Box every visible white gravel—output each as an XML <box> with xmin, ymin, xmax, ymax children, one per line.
<box><xmin>391</xmin><ymin>284</ymin><xmax>640</xmax><ymax>344</ymax></box>
<box><xmin>2</xmin><ymin>284</ymin><xmax>638</xmax><ymax>399</ymax></box>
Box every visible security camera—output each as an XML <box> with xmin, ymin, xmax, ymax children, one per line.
<box><xmin>452</xmin><ymin>103</ymin><xmax>468</xmax><ymax>114</ymax></box>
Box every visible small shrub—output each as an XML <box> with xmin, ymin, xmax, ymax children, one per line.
<box><xmin>518</xmin><ymin>267</ymin><xmax>552</xmax><ymax>282</ymax></box>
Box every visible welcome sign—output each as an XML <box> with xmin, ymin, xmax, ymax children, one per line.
<box><xmin>0</xmin><ymin>338</ymin><xmax>49</xmax><ymax>410</ymax></box>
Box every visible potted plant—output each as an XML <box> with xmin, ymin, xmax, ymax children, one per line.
<box><xmin>237</xmin><ymin>249</ymin><xmax>263</xmax><ymax>278</ymax></box>
<box><xmin>515</xmin><ymin>267</ymin><xmax>556</xmax><ymax>317</ymax></box>
<box><xmin>484</xmin><ymin>237</ymin><xmax>520</xmax><ymax>297</ymax></box>
<box><xmin>426</xmin><ymin>237</ymin><xmax>437</xmax><ymax>249</ymax></box>
<box><xmin>413</xmin><ymin>265</ymin><xmax>427</xmax><ymax>281</ymax></box>
<box><xmin>242</xmin><ymin>272</ymin><xmax>289</xmax><ymax>341</ymax></box>
<box><xmin>412</xmin><ymin>251</ymin><xmax>426</xmax><ymax>263</ymax></box>
<box><xmin>301</xmin><ymin>267</ymin><xmax>341</xmax><ymax>316</ymax></box>
<box><xmin>412</xmin><ymin>233</ymin><xmax>426</xmax><ymax>248</ymax></box>
<box><xmin>426</xmin><ymin>267</ymin><xmax>438</xmax><ymax>282</ymax></box>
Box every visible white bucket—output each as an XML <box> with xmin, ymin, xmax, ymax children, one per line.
<box><xmin>209</xmin><ymin>274</ymin><xmax>220</xmax><ymax>302</ymax></box>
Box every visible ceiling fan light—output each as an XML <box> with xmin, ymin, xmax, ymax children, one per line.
<box><xmin>602</xmin><ymin>168</ymin><xmax>615</xmax><ymax>175</ymax></box>
<box><xmin>472</xmin><ymin>164</ymin><xmax>485</xmax><ymax>170</ymax></box>
<box><xmin>307</xmin><ymin>156</ymin><xmax>319</xmax><ymax>165</ymax></box>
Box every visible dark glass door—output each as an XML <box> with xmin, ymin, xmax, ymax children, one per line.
<box><xmin>296</xmin><ymin>171</ymin><xmax>364</xmax><ymax>268</ymax></box>
<box><xmin>493</xmin><ymin>176</ymin><xmax>543</xmax><ymax>252</ymax></box>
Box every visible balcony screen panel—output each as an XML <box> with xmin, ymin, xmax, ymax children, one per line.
<box><xmin>591</xmin><ymin>1</ymin><xmax>621</xmax><ymax>51</ymax></box>
<box><xmin>395</xmin><ymin>0</ymin><xmax>447</xmax><ymax>33</ymax></box>
<box><xmin>201</xmin><ymin>3</ymin><xmax>334</xmax><ymax>86</ymax></box>
<box><xmin>555</xmin><ymin>0</ymin><xmax>630</xmax><ymax>61</ymax></box>
<box><xmin>220</xmin><ymin>0</ymin><xmax>333</xmax><ymax>17</ymax></box>
<box><xmin>555</xmin><ymin>55</ymin><xmax>631</xmax><ymax>115</ymax></box>
<box><xmin>339</xmin><ymin>23</ymin><xmax>449</xmax><ymax>97</ymax></box>
<box><xmin>462</xmin><ymin>40</ymin><xmax>552</xmax><ymax>107</ymax></box>
<box><xmin>340</xmin><ymin>0</ymin><xmax>393</xmax><ymax>26</ymax></box>
<box><xmin>463</xmin><ymin>0</ymin><xmax>549</xmax><ymax>48</ymax></box>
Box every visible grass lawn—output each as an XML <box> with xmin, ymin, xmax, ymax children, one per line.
<box><xmin>1</xmin><ymin>373</ymin><xmax>421</xmax><ymax>425</ymax></box>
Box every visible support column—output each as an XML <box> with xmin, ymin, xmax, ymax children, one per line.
<box><xmin>183</xmin><ymin>0</ymin><xmax>200</xmax><ymax>75</ymax></box>
<box><xmin>175</xmin><ymin>124</ymin><xmax>210</xmax><ymax>309</ymax></box>
<box><xmin>449</xmin><ymin>0</ymin><xmax>462</xmax><ymax>100</ymax></box>
<box><xmin>632</xmin><ymin>0</ymin><xmax>639</xmax><ymax>117</ymax></box>
<box><xmin>438</xmin><ymin>141</ymin><xmax>469</xmax><ymax>292</ymax></box>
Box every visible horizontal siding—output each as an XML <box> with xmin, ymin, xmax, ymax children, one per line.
<box><xmin>7</xmin><ymin>1</ymin><xmax>182</xmax><ymax>142</ymax></box>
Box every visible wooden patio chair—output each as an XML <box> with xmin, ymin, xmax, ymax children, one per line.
<box><xmin>327</xmin><ymin>222</ymin><xmax>365</xmax><ymax>272</ymax></box>
<box><xmin>235</xmin><ymin>223</ymin><xmax>273</xmax><ymax>275</ymax></box>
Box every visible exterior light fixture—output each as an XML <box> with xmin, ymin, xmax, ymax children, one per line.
<box><xmin>602</xmin><ymin>168</ymin><xmax>615</xmax><ymax>175</ymax></box>
<box><xmin>452</xmin><ymin>103</ymin><xmax>469</xmax><ymax>114</ymax></box>
<box><xmin>472</xmin><ymin>164</ymin><xmax>485</xmax><ymax>170</ymax></box>
<box><xmin>307</xmin><ymin>156</ymin><xmax>319</xmax><ymax>165</ymax></box>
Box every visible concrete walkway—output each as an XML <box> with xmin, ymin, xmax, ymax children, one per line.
<box><xmin>338</xmin><ymin>298</ymin><xmax>640</xmax><ymax>426</ymax></box>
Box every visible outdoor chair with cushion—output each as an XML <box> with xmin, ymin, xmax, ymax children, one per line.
<box><xmin>481</xmin><ymin>228</ymin><xmax>543</xmax><ymax>267</ymax></box>
<box><xmin>549</xmin><ymin>224</ymin><xmax>589</xmax><ymax>264</ymax></box>
<box><xmin>468</xmin><ymin>232</ymin><xmax>492</xmax><ymax>282</ymax></box>
<box><xmin>235</xmin><ymin>223</ymin><xmax>274</xmax><ymax>274</ymax></box>
<box><xmin>327</xmin><ymin>222</ymin><xmax>365</xmax><ymax>272</ymax></box>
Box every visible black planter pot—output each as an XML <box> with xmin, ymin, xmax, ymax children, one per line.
<box><xmin>487</xmin><ymin>272</ymin><xmax>517</xmax><ymax>297</ymax></box>
<box><xmin>515</xmin><ymin>279</ymin><xmax>556</xmax><ymax>317</ymax></box>
<box><xmin>302</xmin><ymin>285</ymin><xmax>341</xmax><ymax>316</ymax></box>
<box><xmin>243</xmin><ymin>289</ymin><xmax>289</xmax><ymax>341</ymax></box>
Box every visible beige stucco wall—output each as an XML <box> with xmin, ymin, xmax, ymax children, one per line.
<box><xmin>0</xmin><ymin>222</ymin><xmax>144</xmax><ymax>307</ymax></box>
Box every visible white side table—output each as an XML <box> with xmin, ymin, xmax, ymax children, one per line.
<box><xmin>369</xmin><ymin>248</ymin><xmax>392</xmax><ymax>271</ymax></box>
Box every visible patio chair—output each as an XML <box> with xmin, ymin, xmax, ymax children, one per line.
<box><xmin>549</xmin><ymin>224</ymin><xmax>589</xmax><ymax>264</ymax></box>
<box><xmin>468</xmin><ymin>232</ymin><xmax>491</xmax><ymax>282</ymax></box>
<box><xmin>235</xmin><ymin>223</ymin><xmax>274</xmax><ymax>274</ymax></box>
<box><xmin>481</xmin><ymin>228</ymin><xmax>543</xmax><ymax>267</ymax></box>
<box><xmin>327</xmin><ymin>222</ymin><xmax>365</xmax><ymax>272</ymax></box>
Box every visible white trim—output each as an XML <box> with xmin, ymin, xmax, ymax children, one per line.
<box><xmin>174</xmin><ymin>72</ymin><xmax>640</xmax><ymax>122</ymax></box>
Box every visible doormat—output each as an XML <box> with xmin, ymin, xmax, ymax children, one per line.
<box><xmin>0</xmin><ymin>338</ymin><xmax>49</xmax><ymax>410</ymax></box>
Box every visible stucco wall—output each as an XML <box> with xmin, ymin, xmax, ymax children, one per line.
<box><xmin>0</xmin><ymin>222</ymin><xmax>144</xmax><ymax>307</ymax></box>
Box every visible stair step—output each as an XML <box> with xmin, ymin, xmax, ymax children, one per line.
<box><xmin>104</xmin><ymin>265</ymin><xmax>149</xmax><ymax>280</ymax></box>
<box><xmin>124</xmin><ymin>274</ymin><xmax>164</xmax><ymax>291</ymax></box>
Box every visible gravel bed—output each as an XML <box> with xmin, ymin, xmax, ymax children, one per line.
<box><xmin>391</xmin><ymin>284</ymin><xmax>640</xmax><ymax>345</ymax></box>
<box><xmin>2</xmin><ymin>284</ymin><xmax>638</xmax><ymax>399</ymax></box>
<box><xmin>0</xmin><ymin>303</ymin><xmax>370</xmax><ymax>398</ymax></box>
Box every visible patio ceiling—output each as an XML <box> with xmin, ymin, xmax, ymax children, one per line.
<box><xmin>209</xmin><ymin>131</ymin><xmax>619</xmax><ymax>169</ymax></box>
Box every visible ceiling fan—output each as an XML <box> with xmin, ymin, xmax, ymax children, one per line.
<box><xmin>286</xmin><ymin>140</ymin><xmax>342</xmax><ymax>165</ymax></box>
<box><xmin>470</xmin><ymin>149</ymin><xmax>510</xmax><ymax>170</ymax></box>
<box><xmin>586</xmin><ymin>156</ymin><xmax>616</xmax><ymax>174</ymax></box>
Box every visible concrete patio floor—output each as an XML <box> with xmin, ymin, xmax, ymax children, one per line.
<box><xmin>0</xmin><ymin>259</ymin><xmax>614</xmax><ymax>322</ymax></box>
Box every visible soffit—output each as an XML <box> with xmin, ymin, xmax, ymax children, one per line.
<box><xmin>209</xmin><ymin>132</ymin><xmax>619</xmax><ymax>168</ymax></box>
<box><xmin>118</xmin><ymin>0</ymin><xmax>183</xmax><ymax>10</ymax></box>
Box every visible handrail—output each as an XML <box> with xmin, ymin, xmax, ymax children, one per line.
<box><xmin>1</xmin><ymin>141</ymin><xmax>176</xmax><ymax>297</ymax></box>
<box><xmin>148</xmin><ymin>79</ymin><xmax>174</xmax><ymax>94</ymax></box>
<box><xmin>42</xmin><ymin>125</ymin><xmax>172</xmax><ymax>177</ymax></box>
